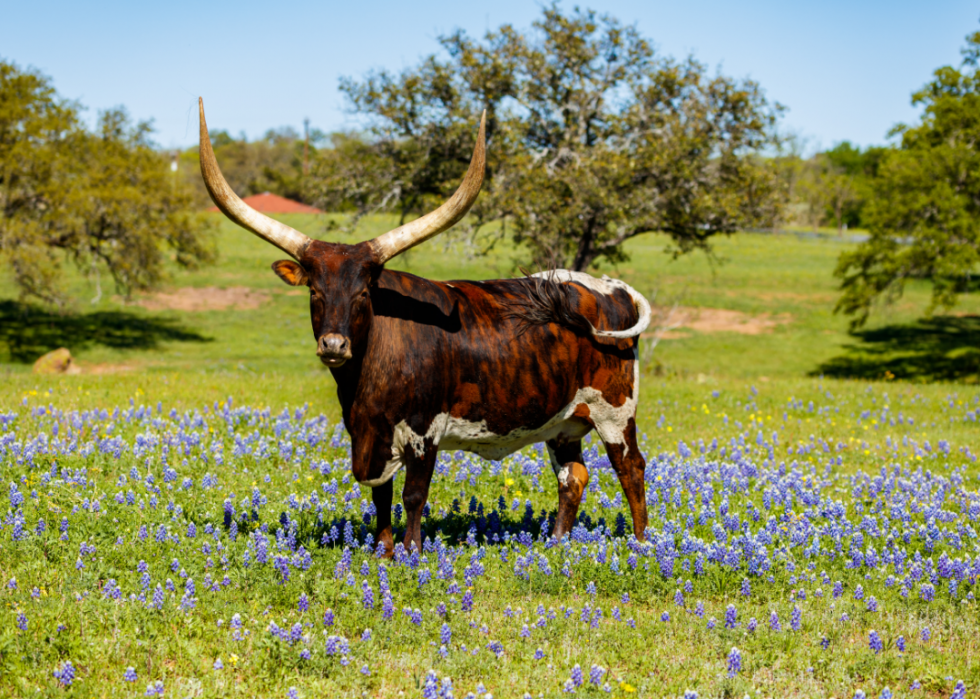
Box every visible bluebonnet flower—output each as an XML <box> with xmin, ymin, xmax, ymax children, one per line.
<box><xmin>725</xmin><ymin>604</ymin><xmax>738</xmax><ymax>629</ymax></box>
<box><xmin>790</xmin><ymin>606</ymin><xmax>801</xmax><ymax>631</ymax></box>
<box><xmin>53</xmin><ymin>661</ymin><xmax>76</xmax><ymax>687</ymax></box>
<box><xmin>124</xmin><ymin>667</ymin><xmax>138</xmax><ymax>682</ymax></box>
<box><xmin>727</xmin><ymin>647</ymin><xmax>742</xmax><ymax>678</ymax></box>
<box><xmin>589</xmin><ymin>665</ymin><xmax>606</xmax><ymax>685</ymax></box>
<box><xmin>896</xmin><ymin>636</ymin><xmax>906</xmax><ymax>653</ymax></box>
<box><xmin>769</xmin><ymin>610</ymin><xmax>781</xmax><ymax>632</ymax></box>
<box><xmin>869</xmin><ymin>630</ymin><xmax>883</xmax><ymax>654</ymax></box>
<box><xmin>534</xmin><ymin>648</ymin><xmax>545</xmax><ymax>660</ymax></box>
<box><xmin>921</xmin><ymin>627</ymin><xmax>931</xmax><ymax>642</ymax></box>
<box><xmin>570</xmin><ymin>664</ymin><xmax>584</xmax><ymax>687</ymax></box>
<box><xmin>16</xmin><ymin>613</ymin><xmax>27</xmax><ymax>632</ymax></box>
<box><xmin>214</xmin><ymin>658</ymin><xmax>224</xmax><ymax>670</ymax></box>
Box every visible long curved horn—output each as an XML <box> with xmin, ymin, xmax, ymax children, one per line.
<box><xmin>198</xmin><ymin>98</ymin><xmax>311</xmax><ymax>260</ymax></box>
<box><xmin>368</xmin><ymin>112</ymin><xmax>486</xmax><ymax>264</ymax></box>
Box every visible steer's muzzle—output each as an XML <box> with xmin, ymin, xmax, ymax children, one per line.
<box><xmin>317</xmin><ymin>334</ymin><xmax>352</xmax><ymax>367</ymax></box>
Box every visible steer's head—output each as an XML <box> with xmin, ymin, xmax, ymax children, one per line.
<box><xmin>271</xmin><ymin>242</ymin><xmax>380</xmax><ymax>367</ymax></box>
<box><xmin>197</xmin><ymin>98</ymin><xmax>485</xmax><ymax>369</ymax></box>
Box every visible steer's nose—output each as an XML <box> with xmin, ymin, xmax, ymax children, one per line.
<box><xmin>317</xmin><ymin>334</ymin><xmax>352</xmax><ymax>365</ymax></box>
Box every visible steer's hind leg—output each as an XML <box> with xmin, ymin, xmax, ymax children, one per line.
<box><xmin>401</xmin><ymin>442</ymin><xmax>437</xmax><ymax>554</ymax></box>
<box><xmin>598</xmin><ymin>416</ymin><xmax>648</xmax><ymax>541</ymax></box>
<box><xmin>546</xmin><ymin>439</ymin><xmax>590</xmax><ymax>540</ymax></box>
<box><xmin>371</xmin><ymin>479</ymin><xmax>394</xmax><ymax>558</ymax></box>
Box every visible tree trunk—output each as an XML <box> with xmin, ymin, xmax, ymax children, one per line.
<box><xmin>571</xmin><ymin>219</ymin><xmax>597</xmax><ymax>271</ymax></box>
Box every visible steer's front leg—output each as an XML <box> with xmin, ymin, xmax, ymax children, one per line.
<box><xmin>401</xmin><ymin>443</ymin><xmax>437</xmax><ymax>553</ymax></box>
<box><xmin>350</xmin><ymin>424</ymin><xmax>397</xmax><ymax>557</ymax></box>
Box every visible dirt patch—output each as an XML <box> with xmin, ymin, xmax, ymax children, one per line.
<box><xmin>721</xmin><ymin>289</ymin><xmax>835</xmax><ymax>303</ymax></box>
<box><xmin>83</xmin><ymin>363</ymin><xmax>138</xmax><ymax>375</ymax></box>
<box><xmin>643</xmin><ymin>306</ymin><xmax>792</xmax><ymax>337</ymax></box>
<box><xmin>131</xmin><ymin>287</ymin><xmax>270</xmax><ymax>312</ymax></box>
<box><xmin>657</xmin><ymin>330</ymin><xmax>692</xmax><ymax>339</ymax></box>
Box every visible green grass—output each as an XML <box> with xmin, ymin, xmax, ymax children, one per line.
<box><xmin>1</xmin><ymin>216</ymin><xmax>979</xmax><ymax>698</ymax></box>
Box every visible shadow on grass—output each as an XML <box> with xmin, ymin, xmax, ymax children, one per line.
<box><xmin>0</xmin><ymin>300</ymin><xmax>211</xmax><ymax>363</ymax></box>
<box><xmin>813</xmin><ymin>315</ymin><xmax>980</xmax><ymax>383</ymax></box>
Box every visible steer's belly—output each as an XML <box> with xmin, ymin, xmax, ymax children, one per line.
<box><xmin>438</xmin><ymin>413</ymin><xmax>592</xmax><ymax>461</ymax></box>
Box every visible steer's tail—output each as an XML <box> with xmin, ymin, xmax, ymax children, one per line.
<box><xmin>511</xmin><ymin>269</ymin><xmax>652</xmax><ymax>339</ymax></box>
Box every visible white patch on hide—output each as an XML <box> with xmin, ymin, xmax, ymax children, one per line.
<box><xmin>358</xmin><ymin>420</ymin><xmax>423</xmax><ymax>487</ymax></box>
<box><xmin>557</xmin><ymin>466</ymin><xmax>571</xmax><ymax>487</ymax></box>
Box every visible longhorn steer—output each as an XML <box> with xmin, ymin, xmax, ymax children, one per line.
<box><xmin>198</xmin><ymin>99</ymin><xmax>651</xmax><ymax>554</ymax></box>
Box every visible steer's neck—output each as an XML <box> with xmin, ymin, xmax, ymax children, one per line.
<box><xmin>328</xmin><ymin>339</ymin><xmax>369</xmax><ymax>425</ymax></box>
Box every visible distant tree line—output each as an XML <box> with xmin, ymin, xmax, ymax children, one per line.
<box><xmin>177</xmin><ymin>125</ymin><xmax>326</xmax><ymax>208</ymax></box>
<box><xmin>775</xmin><ymin>142</ymin><xmax>886</xmax><ymax>235</ymax></box>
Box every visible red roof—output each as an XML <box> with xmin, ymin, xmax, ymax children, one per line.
<box><xmin>208</xmin><ymin>192</ymin><xmax>322</xmax><ymax>214</ymax></box>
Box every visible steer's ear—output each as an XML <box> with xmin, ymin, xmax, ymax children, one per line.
<box><xmin>271</xmin><ymin>260</ymin><xmax>309</xmax><ymax>286</ymax></box>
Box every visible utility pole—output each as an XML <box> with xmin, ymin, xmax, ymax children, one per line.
<box><xmin>303</xmin><ymin>118</ymin><xmax>310</xmax><ymax>176</ymax></box>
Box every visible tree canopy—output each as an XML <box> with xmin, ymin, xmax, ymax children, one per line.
<box><xmin>0</xmin><ymin>60</ymin><xmax>213</xmax><ymax>306</ymax></box>
<box><xmin>317</xmin><ymin>5</ymin><xmax>785</xmax><ymax>271</ymax></box>
<box><xmin>834</xmin><ymin>31</ymin><xmax>980</xmax><ymax>327</ymax></box>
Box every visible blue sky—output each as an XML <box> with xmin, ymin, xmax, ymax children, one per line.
<box><xmin>3</xmin><ymin>1</ymin><xmax>976</xmax><ymax>152</ymax></box>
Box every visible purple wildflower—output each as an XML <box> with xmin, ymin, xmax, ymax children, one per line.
<box><xmin>727</xmin><ymin>647</ymin><xmax>742</xmax><ymax>678</ymax></box>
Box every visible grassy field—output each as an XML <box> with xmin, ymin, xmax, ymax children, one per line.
<box><xmin>1</xmin><ymin>216</ymin><xmax>979</xmax><ymax>697</ymax></box>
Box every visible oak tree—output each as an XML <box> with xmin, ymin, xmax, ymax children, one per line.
<box><xmin>320</xmin><ymin>5</ymin><xmax>784</xmax><ymax>271</ymax></box>
<box><xmin>835</xmin><ymin>30</ymin><xmax>980</xmax><ymax>327</ymax></box>
<box><xmin>0</xmin><ymin>60</ymin><xmax>213</xmax><ymax>306</ymax></box>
